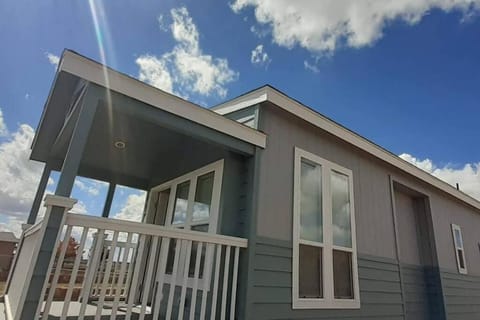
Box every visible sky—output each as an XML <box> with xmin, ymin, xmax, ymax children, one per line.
<box><xmin>0</xmin><ymin>0</ymin><xmax>479</xmax><ymax>236</ymax></box>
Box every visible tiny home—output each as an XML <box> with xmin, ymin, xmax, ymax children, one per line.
<box><xmin>4</xmin><ymin>50</ymin><xmax>480</xmax><ymax>320</ymax></box>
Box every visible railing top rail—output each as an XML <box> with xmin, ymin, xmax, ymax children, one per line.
<box><xmin>65</xmin><ymin>213</ymin><xmax>248</xmax><ymax>248</ymax></box>
<box><xmin>23</xmin><ymin>220</ymin><xmax>43</xmax><ymax>238</ymax></box>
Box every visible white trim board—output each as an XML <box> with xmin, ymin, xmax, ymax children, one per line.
<box><xmin>213</xmin><ymin>86</ymin><xmax>480</xmax><ymax>213</ymax></box>
<box><xmin>58</xmin><ymin>50</ymin><xmax>266</xmax><ymax>149</ymax></box>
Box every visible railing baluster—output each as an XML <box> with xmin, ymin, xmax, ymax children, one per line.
<box><xmin>220</xmin><ymin>246</ymin><xmax>231</xmax><ymax>320</ymax></box>
<box><xmin>139</xmin><ymin>235</ymin><xmax>159</xmax><ymax>320</ymax></box>
<box><xmin>209</xmin><ymin>244</ymin><xmax>222</xmax><ymax>320</ymax></box>
<box><xmin>230</xmin><ymin>246</ymin><xmax>240</xmax><ymax>320</ymax></box>
<box><xmin>199</xmin><ymin>243</ymin><xmax>213</xmax><ymax>320</ymax></box>
<box><xmin>189</xmin><ymin>241</ymin><xmax>203</xmax><ymax>320</ymax></box>
<box><xmin>95</xmin><ymin>231</ymin><xmax>119</xmax><ymax>320</ymax></box>
<box><xmin>125</xmin><ymin>233</ymin><xmax>146</xmax><ymax>320</ymax></box>
<box><xmin>60</xmin><ymin>226</ymin><xmax>89</xmax><ymax>320</ymax></box>
<box><xmin>93</xmin><ymin>241</ymin><xmax>106</xmax><ymax>297</ymax></box>
<box><xmin>79</xmin><ymin>229</ymin><xmax>105</xmax><ymax>320</ymax></box>
<box><xmin>43</xmin><ymin>225</ymin><xmax>73</xmax><ymax>317</ymax></box>
<box><xmin>166</xmin><ymin>239</ymin><xmax>182</xmax><ymax>319</ymax></box>
<box><xmin>111</xmin><ymin>232</ymin><xmax>133</xmax><ymax>319</ymax></box>
<box><xmin>152</xmin><ymin>237</ymin><xmax>170</xmax><ymax>320</ymax></box>
<box><xmin>178</xmin><ymin>240</ymin><xmax>192</xmax><ymax>320</ymax></box>
<box><xmin>123</xmin><ymin>243</ymin><xmax>136</xmax><ymax>297</ymax></box>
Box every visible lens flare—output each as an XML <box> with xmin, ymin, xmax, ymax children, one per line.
<box><xmin>88</xmin><ymin>0</ymin><xmax>126</xmax><ymax>170</ymax></box>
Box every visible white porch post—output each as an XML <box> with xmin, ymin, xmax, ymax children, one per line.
<box><xmin>7</xmin><ymin>84</ymin><xmax>100</xmax><ymax>320</ymax></box>
<box><xmin>4</xmin><ymin>195</ymin><xmax>76</xmax><ymax>320</ymax></box>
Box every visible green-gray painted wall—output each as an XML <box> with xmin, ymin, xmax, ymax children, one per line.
<box><xmin>237</xmin><ymin>101</ymin><xmax>480</xmax><ymax>319</ymax></box>
<box><xmin>250</xmin><ymin>237</ymin><xmax>404</xmax><ymax>320</ymax></box>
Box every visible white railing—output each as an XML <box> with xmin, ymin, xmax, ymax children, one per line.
<box><xmin>4</xmin><ymin>221</ymin><xmax>44</xmax><ymax>320</ymax></box>
<box><xmin>36</xmin><ymin>213</ymin><xmax>247</xmax><ymax>320</ymax></box>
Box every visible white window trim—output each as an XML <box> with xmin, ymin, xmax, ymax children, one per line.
<box><xmin>292</xmin><ymin>147</ymin><xmax>360</xmax><ymax>309</ymax></box>
<box><xmin>451</xmin><ymin>224</ymin><xmax>468</xmax><ymax>275</ymax></box>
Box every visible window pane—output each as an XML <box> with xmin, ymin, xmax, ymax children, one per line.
<box><xmin>331</xmin><ymin>171</ymin><xmax>352</xmax><ymax>248</ymax></box>
<box><xmin>193</xmin><ymin>172</ymin><xmax>214</xmax><ymax>222</ymax></box>
<box><xmin>457</xmin><ymin>249</ymin><xmax>466</xmax><ymax>269</ymax></box>
<box><xmin>454</xmin><ymin>229</ymin><xmax>463</xmax><ymax>249</ymax></box>
<box><xmin>172</xmin><ymin>181</ymin><xmax>189</xmax><ymax>225</ymax></box>
<box><xmin>152</xmin><ymin>189</ymin><xmax>170</xmax><ymax>225</ymax></box>
<box><xmin>299</xmin><ymin>244</ymin><xmax>323</xmax><ymax>298</ymax></box>
<box><xmin>300</xmin><ymin>161</ymin><xmax>323</xmax><ymax>242</ymax></box>
<box><xmin>191</xmin><ymin>224</ymin><xmax>209</xmax><ymax>232</ymax></box>
<box><xmin>333</xmin><ymin>250</ymin><xmax>354</xmax><ymax>299</ymax></box>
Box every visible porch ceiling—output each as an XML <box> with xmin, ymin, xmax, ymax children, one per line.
<box><xmin>47</xmin><ymin>96</ymin><xmax>238</xmax><ymax>190</ymax></box>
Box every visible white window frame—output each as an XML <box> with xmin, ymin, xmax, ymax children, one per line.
<box><xmin>293</xmin><ymin>147</ymin><xmax>360</xmax><ymax>309</ymax></box>
<box><xmin>451</xmin><ymin>224</ymin><xmax>468</xmax><ymax>275</ymax></box>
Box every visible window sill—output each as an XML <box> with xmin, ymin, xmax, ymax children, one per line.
<box><xmin>293</xmin><ymin>298</ymin><xmax>360</xmax><ymax>309</ymax></box>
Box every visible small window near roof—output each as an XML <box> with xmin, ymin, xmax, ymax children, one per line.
<box><xmin>451</xmin><ymin>224</ymin><xmax>467</xmax><ymax>274</ymax></box>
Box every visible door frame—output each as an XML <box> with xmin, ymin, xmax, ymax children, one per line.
<box><xmin>140</xmin><ymin>159</ymin><xmax>224</xmax><ymax>296</ymax></box>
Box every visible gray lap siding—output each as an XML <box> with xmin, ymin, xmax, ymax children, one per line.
<box><xmin>249</xmin><ymin>237</ymin><xmax>404</xmax><ymax>320</ymax></box>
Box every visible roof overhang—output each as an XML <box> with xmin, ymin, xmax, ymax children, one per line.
<box><xmin>32</xmin><ymin>50</ymin><xmax>266</xmax><ymax>162</ymax></box>
<box><xmin>60</xmin><ymin>50</ymin><xmax>266</xmax><ymax>148</ymax></box>
<box><xmin>213</xmin><ymin>85</ymin><xmax>480</xmax><ymax>212</ymax></box>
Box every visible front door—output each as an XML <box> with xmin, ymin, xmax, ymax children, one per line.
<box><xmin>142</xmin><ymin>159</ymin><xmax>224</xmax><ymax>300</ymax></box>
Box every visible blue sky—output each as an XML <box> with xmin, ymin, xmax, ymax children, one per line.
<box><xmin>0</xmin><ymin>1</ymin><xmax>479</xmax><ymax>235</ymax></box>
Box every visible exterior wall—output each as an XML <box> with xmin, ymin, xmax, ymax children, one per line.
<box><xmin>256</xmin><ymin>103</ymin><xmax>397</xmax><ymax>259</ymax></box>
<box><xmin>246</xmin><ymin>102</ymin><xmax>480</xmax><ymax>319</ymax></box>
<box><xmin>250</xmin><ymin>237</ymin><xmax>404</xmax><ymax>319</ymax></box>
<box><xmin>441</xmin><ymin>271</ymin><xmax>480</xmax><ymax>319</ymax></box>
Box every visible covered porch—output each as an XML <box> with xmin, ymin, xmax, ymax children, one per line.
<box><xmin>4</xmin><ymin>50</ymin><xmax>265</xmax><ymax>319</ymax></box>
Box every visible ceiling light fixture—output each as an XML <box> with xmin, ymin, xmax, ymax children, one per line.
<box><xmin>114</xmin><ymin>141</ymin><xmax>126</xmax><ymax>149</ymax></box>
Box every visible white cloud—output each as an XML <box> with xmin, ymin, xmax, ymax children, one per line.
<box><xmin>74</xmin><ymin>178</ymin><xmax>101</xmax><ymax>196</ymax></box>
<box><xmin>304</xmin><ymin>60</ymin><xmax>320</xmax><ymax>73</ymax></box>
<box><xmin>400</xmin><ymin>153</ymin><xmax>480</xmax><ymax>201</ymax></box>
<box><xmin>112</xmin><ymin>192</ymin><xmax>147</xmax><ymax>222</ymax></box>
<box><xmin>135</xmin><ymin>7</ymin><xmax>238</xmax><ymax>99</ymax></box>
<box><xmin>0</xmin><ymin>123</ymin><xmax>54</xmax><ymax>236</ymax></box>
<box><xmin>46</xmin><ymin>52</ymin><xmax>60</xmax><ymax>67</ymax></box>
<box><xmin>71</xmin><ymin>200</ymin><xmax>88</xmax><ymax>214</ymax></box>
<box><xmin>231</xmin><ymin>0</ymin><xmax>480</xmax><ymax>55</ymax></box>
<box><xmin>0</xmin><ymin>108</ymin><xmax>8</xmax><ymax>137</ymax></box>
<box><xmin>136</xmin><ymin>55</ymin><xmax>174</xmax><ymax>94</ymax></box>
<box><xmin>251</xmin><ymin>44</ymin><xmax>271</xmax><ymax>67</ymax></box>
<box><xmin>250</xmin><ymin>25</ymin><xmax>269</xmax><ymax>38</ymax></box>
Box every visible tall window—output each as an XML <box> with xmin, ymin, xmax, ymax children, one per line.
<box><xmin>293</xmin><ymin>147</ymin><xmax>360</xmax><ymax>309</ymax></box>
<box><xmin>451</xmin><ymin>224</ymin><xmax>467</xmax><ymax>274</ymax></box>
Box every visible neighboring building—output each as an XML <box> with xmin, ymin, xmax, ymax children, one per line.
<box><xmin>4</xmin><ymin>50</ymin><xmax>480</xmax><ymax>320</ymax></box>
<box><xmin>0</xmin><ymin>232</ymin><xmax>18</xmax><ymax>282</ymax></box>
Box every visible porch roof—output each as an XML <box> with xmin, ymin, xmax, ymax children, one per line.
<box><xmin>30</xmin><ymin>50</ymin><xmax>267</xmax><ymax>189</ymax></box>
<box><xmin>31</xmin><ymin>50</ymin><xmax>266</xmax><ymax>161</ymax></box>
